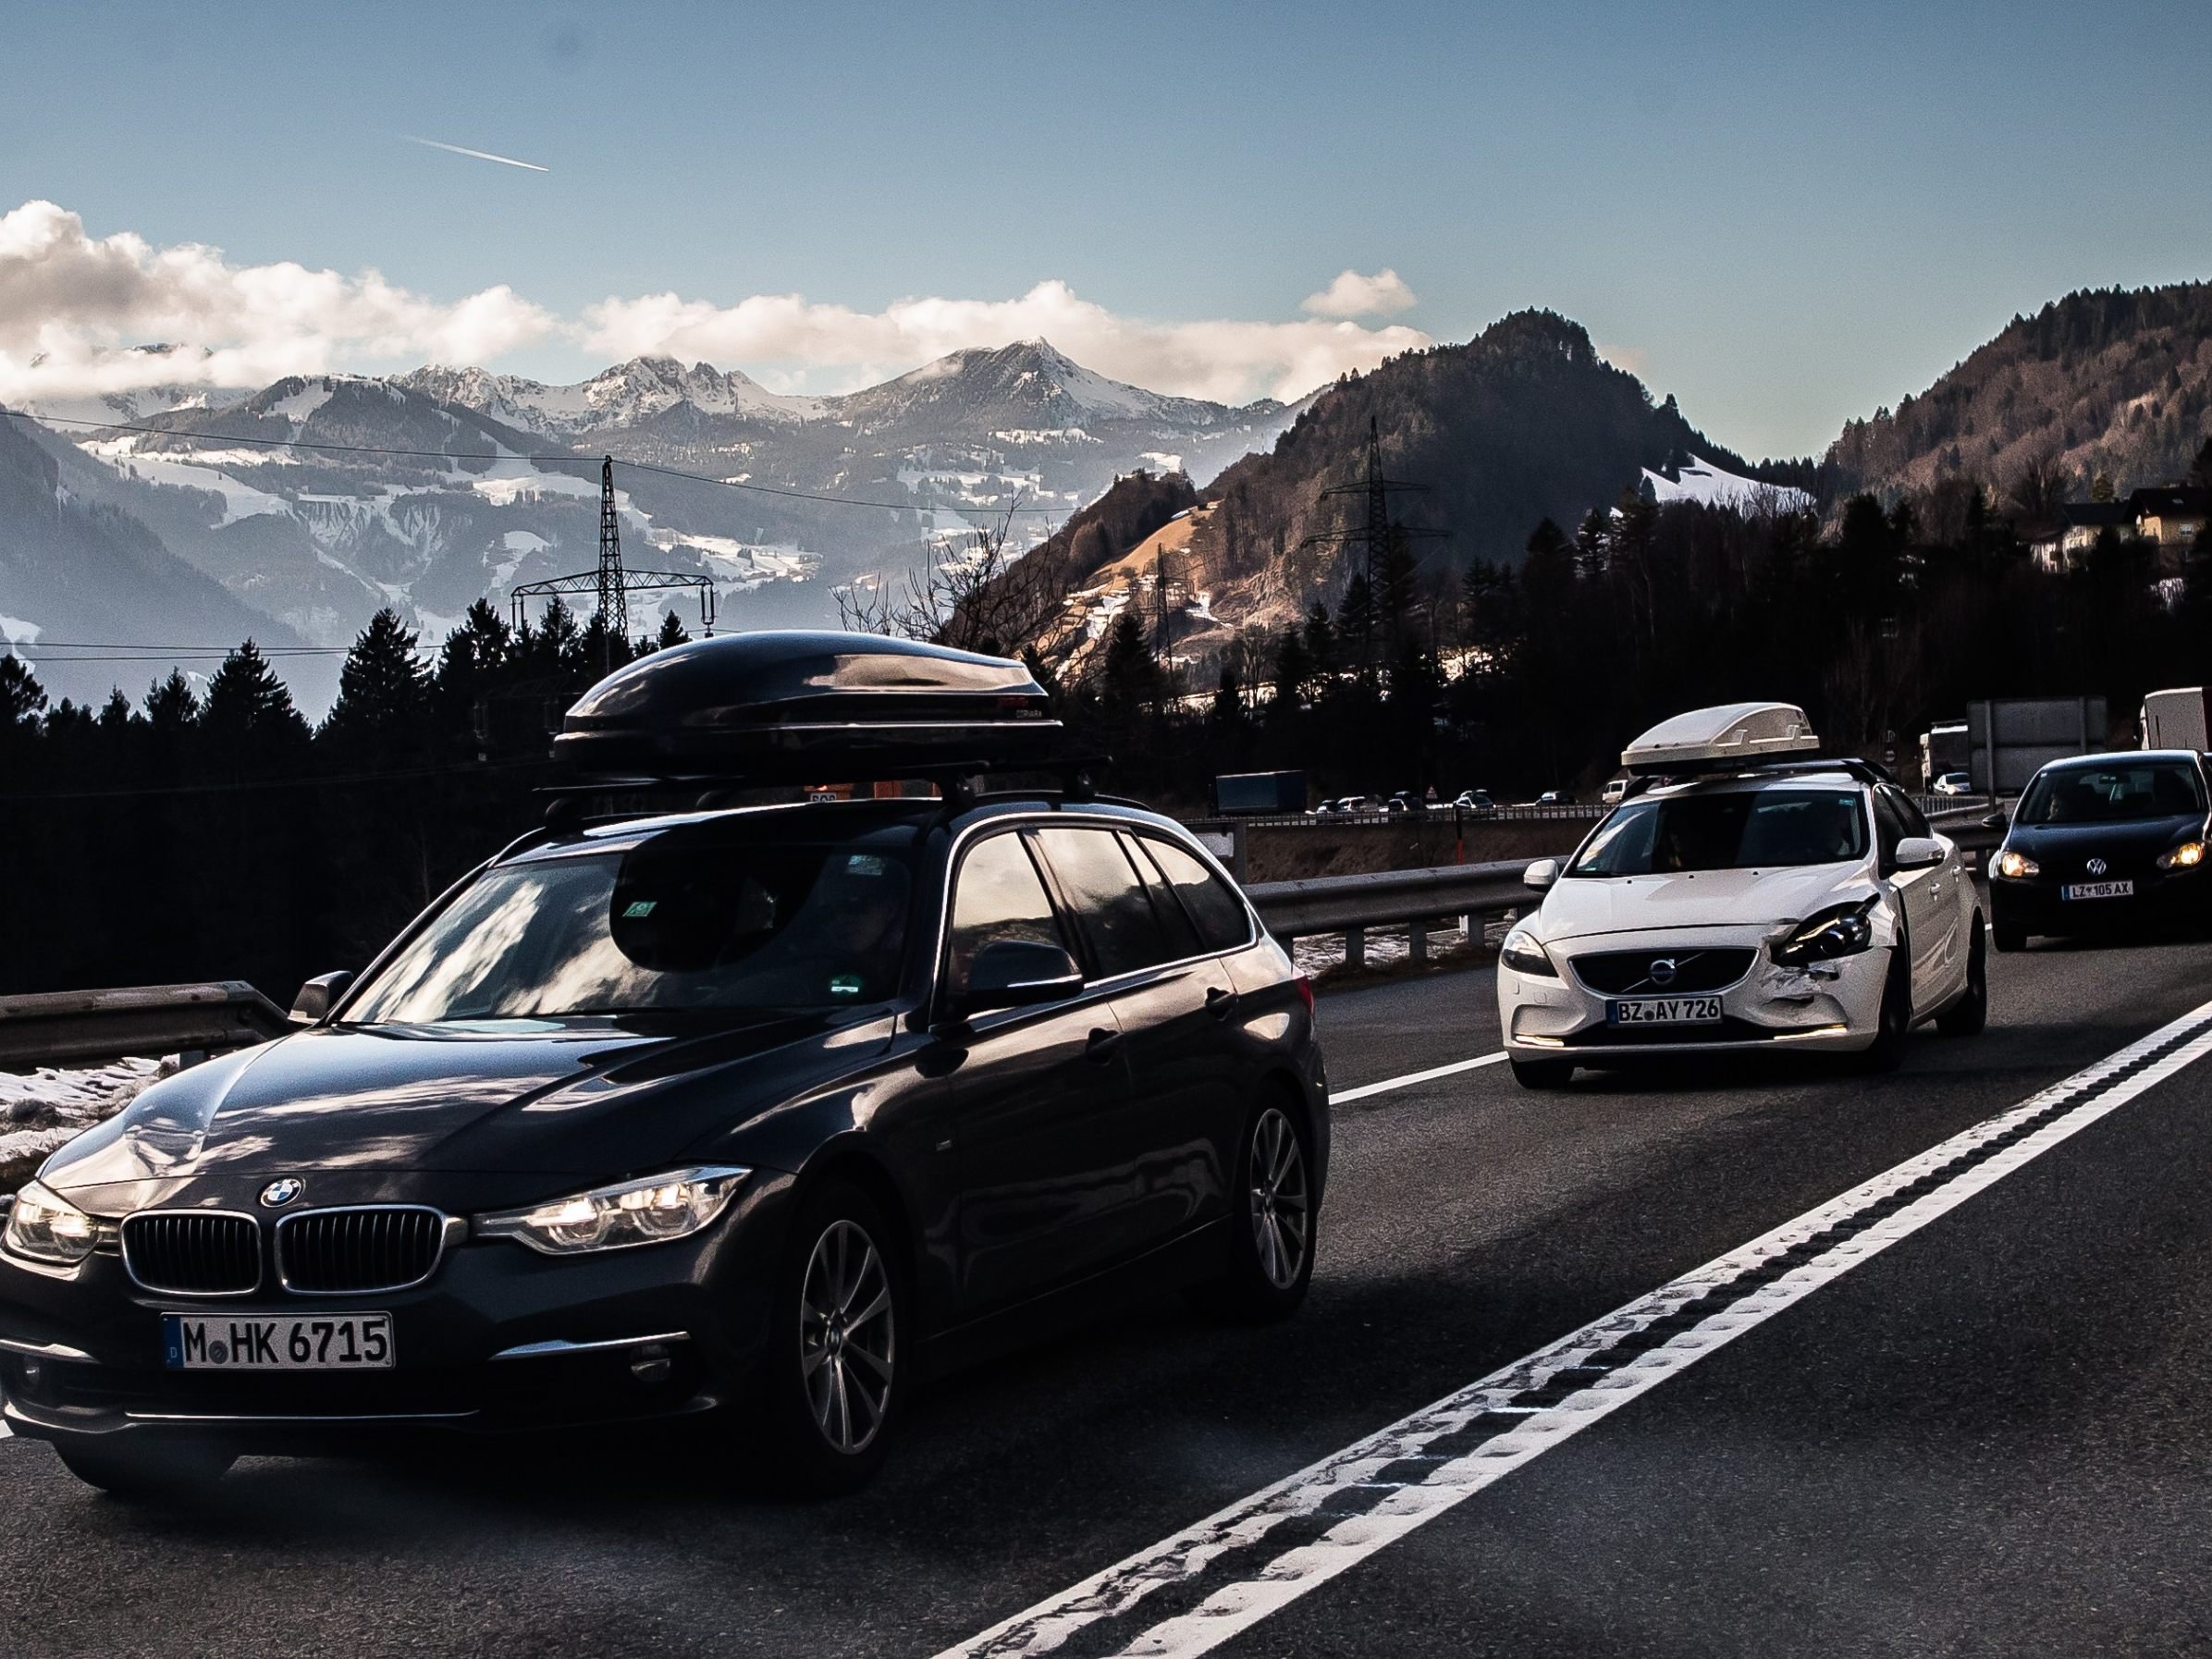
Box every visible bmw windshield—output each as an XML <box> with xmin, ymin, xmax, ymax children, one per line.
<box><xmin>344</xmin><ymin>829</ymin><xmax>916</xmax><ymax>1026</ymax></box>
<box><xmin>1568</xmin><ymin>788</ymin><xmax>1869</xmax><ymax>877</ymax></box>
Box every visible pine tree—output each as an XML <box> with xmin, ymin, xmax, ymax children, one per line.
<box><xmin>2189</xmin><ymin>437</ymin><xmax>2212</xmax><ymax>490</ymax></box>
<box><xmin>202</xmin><ymin>641</ymin><xmax>312</xmax><ymax>765</ymax></box>
<box><xmin>98</xmin><ymin>688</ymin><xmax>135</xmax><ymax>731</ymax></box>
<box><xmin>323</xmin><ymin>609</ymin><xmax>430</xmax><ymax>755</ymax></box>
<box><xmin>143</xmin><ymin>669</ymin><xmax>201</xmax><ymax>731</ymax></box>
<box><xmin>655</xmin><ymin>610</ymin><xmax>692</xmax><ymax>650</ymax></box>
<box><xmin>1100</xmin><ymin>610</ymin><xmax>1156</xmax><ymax>710</ymax></box>
<box><xmin>1301</xmin><ymin>604</ymin><xmax>1336</xmax><ymax>682</ymax></box>
<box><xmin>0</xmin><ymin>653</ymin><xmax>47</xmax><ymax>732</ymax></box>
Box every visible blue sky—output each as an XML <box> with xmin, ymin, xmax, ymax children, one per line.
<box><xmin>2</xmin><ymin>0</ymin><xmax>2207</xmax><ymax>458</ymax></box>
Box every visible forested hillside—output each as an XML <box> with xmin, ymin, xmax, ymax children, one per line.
<box><xmin>1826</xmin><ymin>283</ymin><xmax>2212</xmax><ymax>501</ymax></box>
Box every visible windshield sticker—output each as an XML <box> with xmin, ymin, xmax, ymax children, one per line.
<box><xmin>829</xmin><ymin>974</ymin><xmax>864</xmax><ymax>997</ymax></box>
<box><xmin>622</xmin><ymin>900</ymin><xmax>658</xmax><ymax>918</ymax></box>
<box><xmin>846</xmin><ymin>854</ymin><xmax>888</xmax><ymax>878</ymax></box>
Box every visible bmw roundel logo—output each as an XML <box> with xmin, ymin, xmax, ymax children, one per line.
<box><xmin>259</xmin><ymin>1178</ymin><xmax>304</xmax><ymax>1209</ymax></box>
<box><xmin>1649</xmin><ymin>957</ymin><xmax>1678</xmax><ymax>987</ymax></box>
<box><xmin>2086</xmin><ymin>857</ymin><xmax>2108</xmax><ymax>877</ymax></box>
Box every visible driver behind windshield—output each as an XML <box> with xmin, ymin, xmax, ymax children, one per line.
<box><xmin>346</xmin><ymin>836</ymin><xmax>915</xmax><ymax>1026</ymax></box>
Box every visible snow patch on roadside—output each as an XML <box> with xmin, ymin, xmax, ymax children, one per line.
<box><xmin>0</xmin><ymin>1056</ymin><xmax>172</xmax><ymax>1182</ymax></box>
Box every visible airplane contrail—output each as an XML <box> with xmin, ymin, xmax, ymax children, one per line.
<box><xmin>406</xmin><ymin>136</ymin><xmax>549</xmax><ymax>173</ymax></box>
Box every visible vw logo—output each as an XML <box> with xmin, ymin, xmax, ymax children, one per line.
<box><xmin>1648</xmin><ymin>957</ymin><xmax>1678</xmax><ymax>987</ymax></box>
<box><xmin>259</xmin><ymin>1178</ymin><xmax>304</xmax><ymax>1209</ymax></box>
<box><xmin>2086</xmin><ymin>857</ymin><xmax>2108</xmax><ymax>877</ymax></box>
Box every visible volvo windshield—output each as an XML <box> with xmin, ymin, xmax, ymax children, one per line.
<box><xmin>1568</xmin><ymin>788</ymin><xmax>1868</xmax><ymax>877</ymax></box>
<box><xmin>345</xmin><ymin>830</ymin><xmax>915</xmax><ymax>1025</ymax></box>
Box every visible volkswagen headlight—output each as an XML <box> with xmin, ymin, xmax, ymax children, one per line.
<box><xmin>1500</xmin><ymin>925</ymin><xmax>1556</xmax><ymax>977</ymax></box>
<box><xmin>3</xmin><ymin>1180</ymin><xmax>103</xmax><ymax>1266</ymax></box>
<box><xmin>2157</xmin><ymin>840</ymin><xmax>2206</xmax><ymax>871</ymax></box>
<box><xmin>1995</xmin><ymin>850</ymin><xmax>2039</xmax><ymax>879</ymax></box>
<box><xmin>476</xmin><ymin>1167</ymin><xmax>749</xmax><ymax>1256</ymax></box>
<box><xmin>1773</xmin><ymin>898</ymin><xmax>1878</xmax><ymax>966</ymax></box>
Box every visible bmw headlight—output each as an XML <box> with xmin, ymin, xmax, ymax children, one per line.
<box><xmin>2</xmin><ymin>1180</ymin><xmax>104</xmax><ymax>1266</ymax></box>
<box><xmin>476</xmin><ymin>1167</ymin><xmax>749</xmax><ymax>1256</ymax></box>
<box><xmin>1500</xmin><ymin>925</ymin><xmax>1557</xmax><ymax>977</ymax></box>
<box><xmin>2157</xmin><ymin>840</ymin><xmax>2206</xmax><ymax>871</ymax></box>
<box><xmin>1995</xmin><ymin>850</ymin><xmax>2040</xmax><ymax>879</ymax></box>
<box><xmin>1773</xmin><ymin>898</ymin><xmax>1879</xmax><ymax>966</ymax></box>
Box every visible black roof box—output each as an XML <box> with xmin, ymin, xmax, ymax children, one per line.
<box><xmin>553</xmin><ymin>631</ymin><xmax>1063</xmax><ymax>781</ymax></box>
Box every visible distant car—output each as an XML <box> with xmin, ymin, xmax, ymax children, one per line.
<box><xmin>1535</xmin><ymin>791</ymin><xmax>1575</xmax><ymax>806</ymax></box>
<box><xmin>1452</xmin><ymin>790</ymin><xmax>1496</xmax><ymax>817</ymax></box>
<box><xmin>1987</xmin><ymin>749</ymin><xmax>2211</xmax><ymax>951</ymax></box>
<box><xmin>1498</xmin><ymin>702</ymin><xmax>1985</xmax><ymax>1089</ymax></box>
<box><xmin>1385</xmin><ymin>791</ymin><xmax>1428</xmax><ymax>814</ymax></box>
<box><xmin>1931</xmin><ymin>772</ymin><xmax>1972</xmax><ymax>796</ymax></box>
<box><xmin>1315</xmin><ymin>795</ymin><xmax>1370</xmax><ymax>815</ymax></box>
<box><xmin>1601</xmin><ymin>779</ymin><xmax>1629</xmax><ymax>805</ymax></box>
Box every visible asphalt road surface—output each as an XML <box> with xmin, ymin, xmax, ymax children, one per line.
<box><xmin>7</xmin><ymin>930</ymin><xmax>2212</xmax><ymax>1658</ymax></box>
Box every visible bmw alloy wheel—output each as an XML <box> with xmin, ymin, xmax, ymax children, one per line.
<box><xmin>1247</xmin><ymin>1108</ymin><xmax>1310</xmax><ymax>1290</ymax></box>
<box><xmin>799</xmin><ymin>1218</ymin><xmax>895</xmax><ymax>1454</ymax></box>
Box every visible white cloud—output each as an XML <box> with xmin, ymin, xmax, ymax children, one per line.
<box><xmin>0</xmin><ymin>200</ymin><xmax>555</xmax><ymax>403</ymax></box>
<box><xmin>581</xmin><ymin>278</ymin><xmax>1427</xmax><ymax>404</ymax></box>
<box><xmin>0</xmin><ymin>201</ymin><xmax>1426</xmax><ymax>407</ymax></box>
<box><xmin>1300</xmin><ymin>268</ymin><xmax>1418</xmax><ymax>320</ymax></box>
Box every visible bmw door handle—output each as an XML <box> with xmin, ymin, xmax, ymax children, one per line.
<box><xmin>1206</xmin><ymin>986</ymin><xmax>1239</xmax><ymax>1021</ymax></box>
<box><xmin>1085</xmin><ymin>1027</ymin><xmax>1123</xmax><ymax>1063</ymax></box>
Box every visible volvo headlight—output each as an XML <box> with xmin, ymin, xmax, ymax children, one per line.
<box><xmin>1773</xmin><ymin>898</ymin><xmax>1879</xmax><ymax>966</ymax></box>
<box><xmin>2157</xmin><ymin>840</ymin><xmax>2206</xmax><ymax>871</ymax></box>
<box><xmin>476</xmin><ymin>1167</ymin><xmax>749</xmax><ymax>1256</ymax></box>
<box><xmin>1500</xmin><ymin>925</ymin><xmax>1556</xmax><ymax>977</ymax></box>
<box><xmin>1995</xmin><ymin>850</ymin><xmax>2039</xmax><ymax>879</ymax></box>
<box><xmin>3</xmin><ymin>1180</ymin><xmax>103</xmax><ymax>1266</ymax></box>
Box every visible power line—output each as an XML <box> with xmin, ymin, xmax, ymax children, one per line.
<box><xmin>2</xmin><ymin>407</ymin><xmax>1067</xmax><ymax>516</ymax></box>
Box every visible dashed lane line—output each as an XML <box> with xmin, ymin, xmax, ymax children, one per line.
<box><xmin>1331</xmin><ymin>1051</ymin><xmax>1507</xmax><ymax>1103</ymax></box>
<box><xmin>940</xmin><ymin>996</ymin><xmax>2212</xmax><ymax>1659</ymax></box>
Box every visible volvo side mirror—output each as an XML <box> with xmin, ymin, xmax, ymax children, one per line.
<box><xmin>953</xmin><ymin>940</ymin><xmax>1082</xmax><ymax>1017</ymax></box>
<box><xmin>1894</xmin><ymin>836</ymin><xmax>1945</xmax><ymax>870</ymax></box>
<box><xmin>1523</xmin><ymin>858</ymin><xmax>1561</xmax><ymax>892</ymax></box>
<box><xmin>289</xmin><ymin>970</ymin><xmax>354</xmax><ymax>1026</ymax></box>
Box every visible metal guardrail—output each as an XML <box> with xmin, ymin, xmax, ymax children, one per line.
<box><xmin>0</xmin><ymin>981</ymin><xmax>289</xmax><ymax>1072</ymax></box>
<box><xmin>1247</xmin><ymin>861</ymin><xmax>1532</xmax><ymax>969</ymax></box>
<box><xmin>1227</xmin><ymin>803</ymin><xmax>1606</xmax><ymax>830</ymax></box>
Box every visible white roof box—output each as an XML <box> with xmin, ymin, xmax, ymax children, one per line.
<box><xmin>1622</xmin><ymin>701</ymin><xmax>1821</xmax><ymax>775</ymax></box>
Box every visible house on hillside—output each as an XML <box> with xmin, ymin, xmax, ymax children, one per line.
<box><xmin>2028</xmin><ymin>501</ymin><xmax>2133</xmax><ymax>572</ymax></box>
<box><xmin>2128</xmin><ymin>486</ymin><xmax>2208</xmax><ymax>570</ymax></box>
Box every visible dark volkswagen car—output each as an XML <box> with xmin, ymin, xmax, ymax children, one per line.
<box><xmin>1988</xmin><ymin>749</ymin><xmax>2212</xmax><ymax>950</ymax></box>
<box><xmin>0</xmin><ymin>636</ymin><xmax>1328</xmax><ymax>1497</ymax></box>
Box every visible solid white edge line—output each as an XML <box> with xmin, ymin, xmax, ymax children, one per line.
<box><xmin>940</xmin><ymin>996</ymin><xmax>2212</xmax><ymax>1659</ymax></box>
<box><xmin>1332</xmin><ymin>1051</ymin><xmax>1508</xmax><ymax>1103</ymax></box>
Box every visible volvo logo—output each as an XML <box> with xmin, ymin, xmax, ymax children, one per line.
<box><xmin>2086</xmin><ymin>857</ymin><xmax>2108</xmax><ymax>877</ymax></box>
<box><xmin>1648</xmin><ymin>957</ymin><xmax>1678</xmax><ymax>987</ymax></box>
<box><xmin>259</xmin><ymin>1178</ymin><xmax>304</xmax><ymax>1209</ymax></box>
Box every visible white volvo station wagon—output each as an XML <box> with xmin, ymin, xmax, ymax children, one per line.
<box><xmin>1496</xmin><ymin>704</ymin><xmax>1987</xmax><ymax>1088</ymax></box>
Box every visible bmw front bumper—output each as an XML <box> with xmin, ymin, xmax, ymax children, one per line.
<box><xmin>1498</xmin><ymin>929</ymin><xmax>1892</xmax><ymax>1061</ymax></box>
<box><xmin>0</xmin><ymin>1171</ymin><xmax>797</xmax><ymax>1453</ymax></box>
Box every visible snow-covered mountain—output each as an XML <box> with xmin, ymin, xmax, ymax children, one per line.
<box><xmin>398</xmin><ymin>357</ymin><xmax>821</xmax><ymax>434</ymax></box>
<box><xmin>1639</xmin><ymin>452</ymin><xmax>1814</xmax><ymax>513</ymax></box>
<box><xmin>6</xmin><ymin>343</ymin><xmax>1306</xmax><ymax>712</ymax></box>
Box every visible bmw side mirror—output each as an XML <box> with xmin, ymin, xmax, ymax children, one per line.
<box><xmin>1523</xmin><ymin>858</ymin><xmax>1561</xmax><ymax>892</ymax></box>
<box><xmin>289</xmin><ymin>970</ymin><xmax>354</xmax><ymax>1026</ymax></box>
<box><xmin>1980</xmin><ymin>809</ymin><xmax>2009</xmax><ymax>830</ymax></box>
<box><xmin>952</xmin><ymin>940</ymin><xmax>1083</xmax><ymax>1017</ymax></box>
<box><xmin>1894</xmin><ymin>836</ymin><xmax>1945</xmax><ymax>870</ymax></box>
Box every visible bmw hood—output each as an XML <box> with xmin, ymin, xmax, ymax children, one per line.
<box><xmin>1534</xmin><ymin>863</ymin><xmax>1873</xmax><ymax>942</ymax></box>
<box><xmin>40</xmin><ymin>1015</ymin><xmax>867</xmax><ymax>1190</ymax></box>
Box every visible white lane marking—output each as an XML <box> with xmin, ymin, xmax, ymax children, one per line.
<box><xmin>942</xmin><ymin>997</ymin><xmax>2212</xmax><ymax>1659</ymax></box>
<box><xmin>1332</xmin><ymin>1051</ymin><xmax>1507</xmax><ymax>1103</ymax></box>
